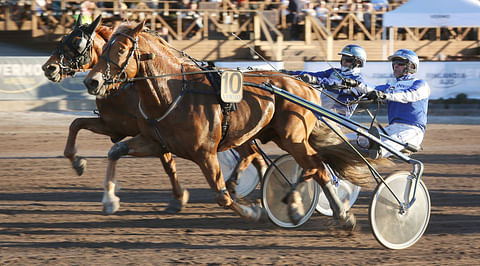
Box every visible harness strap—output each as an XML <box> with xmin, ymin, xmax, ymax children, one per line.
<box><xmin>146</xmin><ymin>118</ymin><xmax>169</xmax><ymax>151</ymax></box>
<box><xmin>137</xmin><ymin>65</ymin><xmax>190</xmax><ymax>151</ymax></box>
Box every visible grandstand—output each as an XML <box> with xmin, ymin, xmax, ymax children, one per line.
<box><xmin>1</xmin><ymin>0</ymin><xmax>479</xmax><ymax>68</ymax></box>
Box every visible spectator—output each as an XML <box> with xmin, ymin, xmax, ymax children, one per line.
<box><xmin>303</xmin><ymin>1</ymin><xmax>316</xmax><ymax>17</ymax></box>
<box><xmin>371</xmin><ymin>0</ymin><xmax>389</xmax><ymax>12</ymax></box>
<box><xmin>160</xmin><ymin>26</ymin><xmax>170</xmax><ymax>43</ymax></box>
<box><xmin>288</xmin><ymin>0</ymin><xmax>305</xmax><ymax>40</ymax></box>
<box><xmin>363</xmin><ymin>2</ymin><xmax>374</xmax><ymax>32</ymax></box>
<box><xmin>315</xmin><ymin>1</ymin><xmax>329</xmax><ymax>24</ymax></box>
<box><xmin>186</xmin><ymin>0</ymin><xmax>203</xmax><ymax>38</ymax></box>
<box><xmin>353</xmin><ymin>0</ymin><xmax>364</xmax><ymax>23</ymax></box>
<box><xmin>35</xmin><ymin>0</ymin><xmax>47</xmax><ymax>16</ymax></box>
<box><xmin>371</xmin><ymin>0</ymin><xmax>387</xmax><ymax>29</ymax></box>
<box><xmin>73</xmin><ymin>1</ymin><xmax>96</xmax><ymax>24</ymax></box>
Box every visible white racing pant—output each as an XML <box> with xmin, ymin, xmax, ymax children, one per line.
<box><xmin>346</xmin><ymin>123</ymin><xmax>424</xmax><ymax>158</ymax></box>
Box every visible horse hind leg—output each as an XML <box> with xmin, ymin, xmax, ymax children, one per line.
<box><xmin>159</xmin><ymin>152</ymin><xmax>189</xmax><ymax>214</ymax></box>
<box><xmin>283</xmin><ymin>147</ymin><xmax>356</xmax><ymax>231</ymax></box>
<box><xmin>226</xmin><ymin>142</ymin><xmax>267</xmax><ymax>199</ymax></box>
<box><xmin>308</xmin><ymin>167</ymin><xmax>356</xmax><ymax>232</ymax></box>
<box><xmin>225</xmin><ymin>152</ymin><xmax>254</xmax><ymax>199</ymax></box>
<box><xmin>320</xmin><ymin>180</ymin><xmax>356</xmax><ymax>232</ymax></box>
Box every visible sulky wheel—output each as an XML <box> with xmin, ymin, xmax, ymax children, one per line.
<box><xmin>219</xmin><ymin>150</ymin><xmax>260</xmax><ymax>198</ymax></box>
<box><xmin>261</xmin><ymin>154</ymin><xmax>319</xmax><ymax>228</ymax></box>
<box><xmin>369</xmin><ymin>171</ymin><xmax>431</xmax><ymax>249</ymax></box>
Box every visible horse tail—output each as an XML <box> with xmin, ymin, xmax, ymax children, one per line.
<box><xmin>308</xmin><ymin>120</ymin><xmax>392</xmax><ymax>186</ymax></box>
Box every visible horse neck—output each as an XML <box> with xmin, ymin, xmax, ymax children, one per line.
<box><xmin>88</xmin><ymin>27</ymin><xmax>111</xmax><ymax>69</ymax></box>
<box><xmin>136</xmin><ymin>34</ymin><xmax>188</xmax><ymax>118</ymax></box>
<box><xmin>97</xmin><ymin>25</ymin><xmax>113</xmax><ymax>41</ymax></box>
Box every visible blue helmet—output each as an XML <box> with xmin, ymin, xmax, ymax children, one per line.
<box><xmin>388</xmin><ymin>49</ymin><xmax>419</xmax><ymax>74</ymax></box>
<box><xmin>338</xmin><ymin>44</ymin><xmax>367</xmax><ymax>68</ymax></box>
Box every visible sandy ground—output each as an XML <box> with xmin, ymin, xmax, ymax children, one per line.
<box><xmin>0</xmin><ymin>111</ymin><xmax>479</xmax><ymax>265</ymax></box>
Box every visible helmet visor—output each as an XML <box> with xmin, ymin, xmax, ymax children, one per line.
<box><xmin>391</xmin><ymin>57</ymin><xmax>409</xmax><ymax>65</ymax></box>
<box><xmin>341</xmin><ymin>55</ymin><xmax>355</xmax><ymax>63</ymax></box>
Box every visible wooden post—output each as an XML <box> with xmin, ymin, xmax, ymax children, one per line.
<box><xmin>327</xmin><ymin>35</ymin><xmax>333</xmax><ymax>61</ymax></box>
<box><xmin>31</xmin><ymin>0</ymin><xmax>39</xmax><ymax>38</ymax></box>
<box><xmin>276</xmin><ymin>35</ymin><xmax>283</xmax><ymax>61</ymax></box>
<box><xmin>60</xmin><ymin>0</ymin><xmax>66</xmax><ymax>34</ymax></box>
<box><xmin>177</xmin><ymin>12</ymin><xmax>182</xmax><ymax>40</ymax></box>
<box><xmin>203</xmin><ymin>12</ymin><xmax>208</xmax><ymax>38</ymax></box>
<box><xmin>253</xmin><ymin>14</ymin><xmax>260</xmax><ymax>41</ymax></box>
<box><xmin>305</xmin><ymin>15</ymin><xmax>311</xmax><ymax>45</ymax></box>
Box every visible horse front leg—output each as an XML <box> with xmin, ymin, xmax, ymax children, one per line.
<box><xmin>199</xmin><ymin>153</ymin><xmax>266</xmax><ymax>222</ymax></box>
<box><xmin>102</xmin><ymin>134</ymin><xmax>188</xmax><ymax>214</ymax></box>
<box><xmin>64</xmin><ymin>117</ymin><xmax>122</xmax><ymax>176</ymax></box>
<box><xmin>102</xmin><ymin>140</ymin><xmax>130</xmax><ymax>214</ymax></box>
<box><xmin>159</xmin><ymin>152</ymin><xmax>189</xmax><ymax>214</ymax></box>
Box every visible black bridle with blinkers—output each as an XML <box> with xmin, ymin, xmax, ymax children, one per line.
<box><xmin>53</xmin><ymin>24</ymin><xmax>96</xmax><ymax>76</ymax></box>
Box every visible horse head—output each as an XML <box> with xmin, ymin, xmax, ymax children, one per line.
<box><xmin>42</xmin><ymin>15</ymin><xmax>103</xmax><ymax>82</ymax></box>
<box><xmin>83</xmin><ymin>20</ymin><xmax>149</xmax><ymax>97</ymax></box>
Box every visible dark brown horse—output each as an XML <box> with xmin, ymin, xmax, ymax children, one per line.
<box><xmin>41</xmin><ymin>16</ymin><xmax>189</xmax><ymax>213</ymax></box>
<box><xmin>84</xmin><ymin>21</ymin><xmax>382</xmax><ymax>228</ymax></box>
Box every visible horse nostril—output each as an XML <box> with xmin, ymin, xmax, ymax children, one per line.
<box><xmin>47</xmin><ymin>65</ymin><xmax>58</xmax><ymax>72</ymax></box>
<box><xmin>84</xmin><ymin>78</ymin><xmax>99</xmax><ymax>93</ymax></box>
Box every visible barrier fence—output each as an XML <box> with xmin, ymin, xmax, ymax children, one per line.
<box><xmin>0</xmin><ymin>57</ymin><xmax>479</xmax><ymax>101</ymax></box>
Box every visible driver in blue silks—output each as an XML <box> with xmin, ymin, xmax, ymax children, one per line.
<box><xmin>352</xmin><ymin>49</ymin><xmax>431</xmax><ymax>158</ymax></box>
<box><xmin>283</xmin><ymin>44</ymin><xmax>368</xmax><ymax>118</ymax></box>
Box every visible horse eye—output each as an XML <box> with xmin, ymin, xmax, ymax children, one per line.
<box><xmin>74</xmin><ymin>39</ymin><xmax>82</xmax><ymax>48</ymax></box>
<box><xmin>118</xmin><ymin>46</ymin><xmax>129</xmax><ymax>55</ymax></box>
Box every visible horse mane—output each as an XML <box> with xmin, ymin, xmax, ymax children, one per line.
<box><xmin>113</xmin><ymin>22</ymin><xmax>191</xmax><ymax>66</ymax></box>
<box><xmin>96</xmin><ymin>25</ymin><xmax>113</xmax><ymax>41</ymax></box>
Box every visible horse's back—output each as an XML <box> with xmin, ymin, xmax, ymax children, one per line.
<box><xmin>219</xmin><ymin>71</ymin><xmax>319</xmax><ymax>149</ymax></box>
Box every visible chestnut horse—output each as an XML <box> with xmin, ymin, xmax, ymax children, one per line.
<box><xmin>41</xmin><ymin>16</ymin><xmax>190</xmax><ymax>213</ymax></box>
<box><xmin>84</xmin><ymin>21</ymin><xmax>381</xmax><ymax>228</ymax></box>
<box><xmin>42</xmin><ymin>16</ymin><xmax>265</xmax><ymax>214</ymax></box>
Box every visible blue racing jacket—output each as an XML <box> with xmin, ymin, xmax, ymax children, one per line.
<box><xmin>291</xmin><ymin>68</ymin><xmax>365</xmax><ymax>117</ymax></box>
<box><xmin>374</xmin><ymin>74</ymin><xmax>430</xmax><ymax>132</ymax></box>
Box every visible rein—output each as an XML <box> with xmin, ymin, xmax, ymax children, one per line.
<box><xmin>142</xmin><ymin>27</ymin><xmax>359</xmax><ymax>109</ymax></box>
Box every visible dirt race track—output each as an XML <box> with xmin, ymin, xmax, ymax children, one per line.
<box><xmin>0</xmin><ymin>111</ymin><xmax>479</xmax><ymax>265</ymax></box>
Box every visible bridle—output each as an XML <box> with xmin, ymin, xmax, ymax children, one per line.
<box><xmin>53</xmin><ymin>26</ymin><xmax>96</xmax><ymax>76</ymax></box>
<box><xmin>100</xmin><ymin>31</ymin><xmax>139</xmax><ymax>88</ymax></box>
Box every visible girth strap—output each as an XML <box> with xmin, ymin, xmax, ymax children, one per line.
<box><xmin>203</xmin><ymin>62</ymin><xmax>238</xmax><ymax>147</ymax></box>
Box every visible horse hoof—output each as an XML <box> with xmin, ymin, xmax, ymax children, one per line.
<box><xmin>254</xmin><ymin>205</ymin><xmax>269</xmax><ymax>223</ymax></box>
<box><xmin>73</xmin><ymin>156</ymin><xmax>87</xmax><ymax>176</ymax></box>
<box><xmin>103</xmin><ymin>198</ymin><xmax>120</xmax><ymax>214</ymax></box>
<box><xmin>339</xmin><ymin>212</ymin><xmax>357</xmax><ymax>232</ymax></box>
<box><xmin>165</xmin><ymin>189</ymin><xmax>189</xmax><ymax>214</ymax></box>
<box><xmin>287</xmin><ymin>190</ymin><xmax>305</xmax><ymax>225</ymax></box>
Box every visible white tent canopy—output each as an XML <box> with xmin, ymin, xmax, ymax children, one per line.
<box><xmin>383</xmin><ymin>0</ymin><xmax>480</xmax><ymax>27</ymax></box>
<box><xmin>381</xmin><ymin>0</ymin><xmax>480</xmax><ymax>59</ymax></box>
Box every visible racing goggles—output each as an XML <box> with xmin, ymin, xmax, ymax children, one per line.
<box><xmin>392</xmin><ymin>59</ymin><xmax>409</xmax><ymax>66</ymax></box>
<box><xmin>341</xmin><ymin>55</ymin><xmax>355</xmax><ymax>63</ymax></box>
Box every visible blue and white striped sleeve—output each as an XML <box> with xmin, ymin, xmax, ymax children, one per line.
<box><xmin>385</xmin><ymin>80</ymin><xmax>431</xmax><ymax>103</ymax></box>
